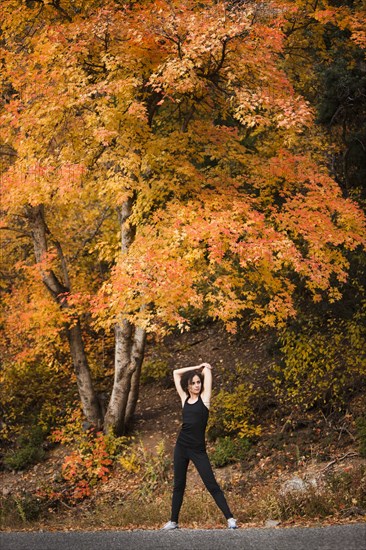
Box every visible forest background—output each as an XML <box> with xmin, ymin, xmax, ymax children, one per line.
<box><xmin>0</xmin><ymin>0</ymin><xmax>366</xmax><ymax>530</ymax></box>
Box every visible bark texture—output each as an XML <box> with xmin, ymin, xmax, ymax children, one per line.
<box><xmin>103</xmin><ymin>320</ymin><xmax>146</xmax><ymax>435</ymax></box>
<box><xmin>25</xmin><ymin>204</ymin><xmax>103</xmax><ymax>428</ymax></box>
<box><xmin>103</xmin><ymin>196</ymin><xmax>146</xmax><ymax>435</ymax></box>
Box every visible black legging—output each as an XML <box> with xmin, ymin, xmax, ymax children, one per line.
<box><xmin>171</xmin><ymin>442</ymin><xmax>233</xmax><ymax>522</ymax></box>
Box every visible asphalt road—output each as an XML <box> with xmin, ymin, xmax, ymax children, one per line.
<box><xmin>1</xmin><ymin>524</ymin><xmax>365</xmax><ymax>550</ymax></box>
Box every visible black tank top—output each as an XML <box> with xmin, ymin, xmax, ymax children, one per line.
<box><xmin>176</xmin><ymin>395</ymin><xmax>209</xmax><ymax>451</ymax></box>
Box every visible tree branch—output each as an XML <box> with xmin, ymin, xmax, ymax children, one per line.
<box><xmin>50</xmin><ymin>0</ymin><xmax>72</xmax><ymax>23</ymax></box>
<box><xmin>69</xmin><ymin>207</ymin><xmax>112</xmax><ymax>263</ymax></box>
<box><xmin>321</xmin><ymin>451</ymin><xmax>359</xmax><ymax>473</ymax></box>
<box><xmin>0</xmin><ymin>226</ymin><xmax>31</xmax><ymax>238</ymax></box>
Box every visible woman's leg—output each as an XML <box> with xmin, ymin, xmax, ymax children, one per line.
<box><xmin>171</xmin><ymin>444</ymin><xmax>189</xmax><ymax>523</ymax></box>
<box><xmin>190</xmin><ymin>449</ymin><xmax>233</xmax><ymax>519</ymax></box>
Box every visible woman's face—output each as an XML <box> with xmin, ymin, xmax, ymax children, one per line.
<box><xmin>189</xmin><ymin>375</ymin><xmax>202</xmax><ymax>396</ymax></box>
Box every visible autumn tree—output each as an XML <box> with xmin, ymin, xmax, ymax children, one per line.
<box><xmin>1</xmin><ymin>0</ymin><xmax>365</xmax><ymax>436</ymax></box>
<box><xmin>281</xmin><ymin>0</ymin><xmax>366</xmax><ymax>197</ymax></box>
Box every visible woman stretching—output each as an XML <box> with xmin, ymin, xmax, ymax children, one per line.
<box><xmin>162</xmin><ymin>362</ymin><xmax>237</xmax><ymax>530</ymax></box>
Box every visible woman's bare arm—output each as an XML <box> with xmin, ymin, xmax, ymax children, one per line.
<box><xmin>200</xmin><ymin>364</ymin><xmax>213</xmax><ymax>408</ymax></box>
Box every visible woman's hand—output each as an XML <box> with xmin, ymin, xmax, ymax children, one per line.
<box><xmin>200</xmin><ymin>362</ymin><xmax>212</xmax><ymax>370</ymax></box>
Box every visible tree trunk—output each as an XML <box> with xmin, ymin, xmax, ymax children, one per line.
<box><xmin>25</xmin><ymin>204</ymin><xmax>103</xmax><ymax>428</ymax></box>
<box><xmin>104</xmin><ymin>319</ymin><xmax>142</xmax><ymax>435</ymax></box>
<box><xmin>103</xmin><ymin>196</ymin><xmax>146</xmax><ymax>435</ymax></box>
<box><xmin>125</xmin><ymin>325</ymin><xmax>146</xmax><ymax>427</ymax></box>
<box><xmin>66</xmin><ymin>320</ymin><xmax>103</xmax><ymax>429</ymax></box>
<box><xmin>103</xmin><ymin>322</ymin><xmax>146</xmax><ymax>435</ymax></box>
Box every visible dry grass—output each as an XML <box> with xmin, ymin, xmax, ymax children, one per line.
<box><xmin>2</xmin><ymin>459</ymin><xmax>365</xmax><ymax>530</ymax></box>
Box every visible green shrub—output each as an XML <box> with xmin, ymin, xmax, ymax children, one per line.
<box><xmin>355</xmin><ymin>417</ymin><xmax>366</xmax><ymax>458</ymax></box>
<box><xmin>0</xmin><ymin>358</ymin><xmax>76</xmax><ymax>443</ymax></box>
<box><xmin>273</xmin><ymin>316</ymin><xmax>366</xmax><ymax>411</ymax></box>
<box><xmin>139</xmin><ymin>440</ymin><xmax>171</xmax><ymax>497</ymax></box>
<box><xmin>0</xmin><ymin>493</ymin><xmax>46</xmax><ymax>527</ymax></box>
<box><xmin>210</xmin><ymin>436</ymin><xmax>251</xmax><ymax>468</ymax></box>
<box><xmin>3</xmin><ymin>446</ymin><xmax>45</xmax><ymax>471</ymax></box>
<box><xmin>3</xmin><ymin>426</ymin><xmax>46</xmax><ymax>471</ymax></box>
<box><xmin>140</xmin><ymin>359</ymin><xmax>170</xmax><ymax>384</ymax></box>
<box><xmin>207</xmin><ymin>362</ymin><xmax>262</xmax><ymax>440</ymax></box>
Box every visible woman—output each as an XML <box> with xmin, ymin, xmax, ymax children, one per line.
<box><xmin>162</xmin><ymin>362</ymin><xmax>237</xmax><ymax>530</ymax></box>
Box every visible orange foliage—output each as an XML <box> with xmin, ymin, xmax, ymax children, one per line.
<box><xmin>1</xmin><ymin>0</ymin><xmax>365</xmax><ymax>345</ymax></box>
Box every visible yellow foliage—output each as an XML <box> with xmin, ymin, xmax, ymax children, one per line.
<box><xmin>274</xmin><ymin>313</ymin><xmax>366</xmax><ymax>409</ymax></box>
<box><xmin>208</xmin><ymin>362</ymin><xmax>263</xmax><ymax>440</ymax></box>
<box><xmin>119</xmin><ymin>451</ymin><xmax>141</xmax><ymax>474</ymax></box>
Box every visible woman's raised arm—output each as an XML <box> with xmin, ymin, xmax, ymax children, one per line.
<box><xmin>173</xmin><ymin>363</ymin><xmax>209</xmax><ymax>405</ymax></box>
<box><xmin>200</xmin><ymin>364</ymin><xmax>213</xmax><ymax>408</ymax></box>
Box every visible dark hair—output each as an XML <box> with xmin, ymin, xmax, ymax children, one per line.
<box><xmin>180</xmin><ymin>370</ymin><xmax>204</xmax><ymax>396</ymax></box>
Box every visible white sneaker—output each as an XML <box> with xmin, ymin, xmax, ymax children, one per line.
<box><xmin>161</xmin><ymin>521</ymin><xmax>179</xmax><ymax>530</ymax></box>
<box><xmin>227</xmin><ymin>517</ymin><xmax>238</xmax><ymax>529</ymax></box>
